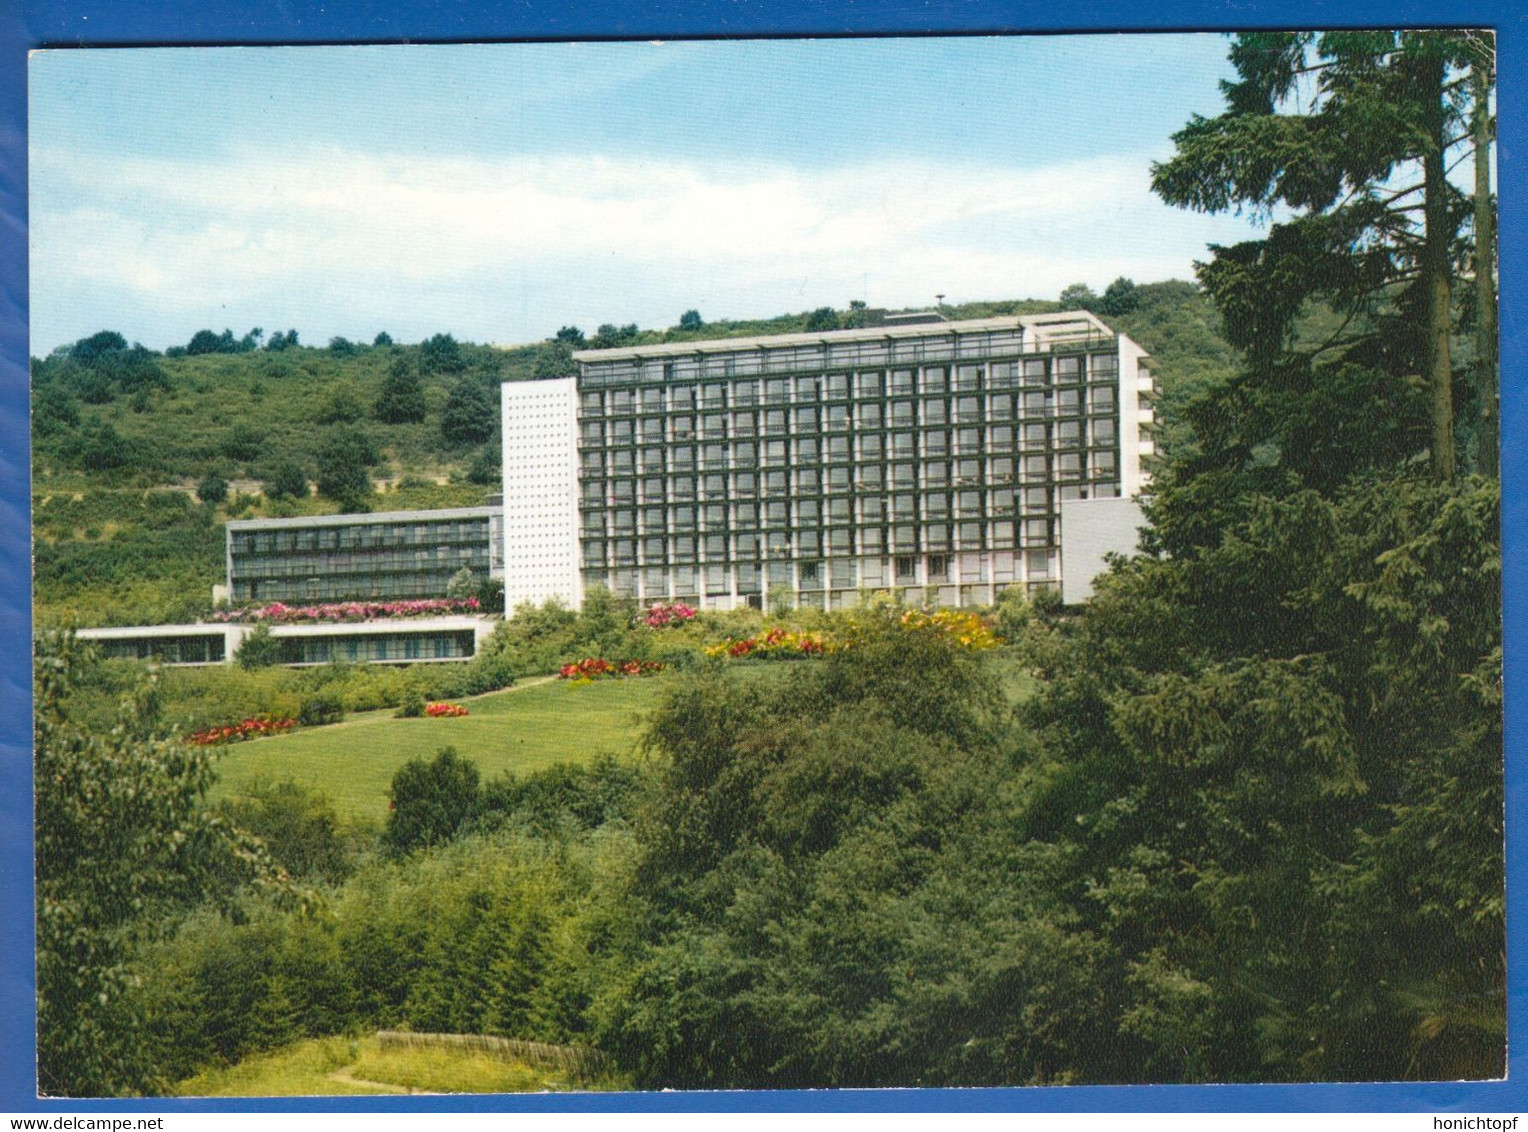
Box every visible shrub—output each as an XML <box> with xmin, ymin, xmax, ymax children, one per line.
<box><xmin>234</xmin><ymin>623</ymin><xmax>287</xmax><ymax>670</ymax></box>
<box><xmin>264</xmin><ymin>461</ymin><xmax>309</xmax><ymax>500</ymax></box>
<box><xmin>396</xmin><ymin>691</ymin><xmax>426</xmax><ymax>719</ymax></box>
<box><xmin>298</xmin><ymin>691</ymin><xmax>345</xmax><ymax>728</ymax></box>
<box><xmin>445</xmin><ymin>567</ymin><xmax>477</xmax><ymax>600</ymax></box>
<box><xmin>195</xmin><ymin>475</ymin><xmax>228</xmax><ymax>505</ymax></box>
<box><xmin>217</xmin><ymin>779</ymin><xmax>355</xmax><ymax>882</ymax></box>
<box><xmin>222</xmin><ymin>423</ymin><xmax>263</xmax><ymax>462</ymax></box>
<box><xmin>384</xmin><ymin>746</ymin><xmax>481</xmax><ymax>855</ymax></box>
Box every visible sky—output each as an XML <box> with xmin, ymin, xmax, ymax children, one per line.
<box><xmin>27</xmin><ymin>35</ymin><xmax>1274</xmax><ymax>355</ymax></box>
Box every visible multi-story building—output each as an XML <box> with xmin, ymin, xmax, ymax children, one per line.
<box><xmin>79</xmin><ymin>506</ymin><xmax>503</xmax><ymax>666</ymax></box>
<box><xmin>225</xmin><ymin>505</ymin><xmax>503</xmax><ymax>604</ymax></box>
<box><xmin>77</xmin><ymin>309</ymin><xmax>1158</xmax><ymax>665</ymax></box>
<box><xmin>501</xmin><ymin>311</ymin><xmax>1155</xmax><ymax>611</ymax></box>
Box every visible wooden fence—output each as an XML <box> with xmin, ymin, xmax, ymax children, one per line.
<box><xmin>376</xmin><ymin>1030</ymin><xmax>611</xmax><ymax>1081</ymax></box>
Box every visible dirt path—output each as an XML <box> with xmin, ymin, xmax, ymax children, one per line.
<box><xmin>325</xmin><ymin>1069</ymin><xmax>418</xmax><ymax>1095</ymax></box>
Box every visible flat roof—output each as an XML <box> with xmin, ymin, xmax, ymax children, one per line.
<box><xmin>226</xmin><ymin>505</ymin><xmax>501</xmax><ymax>533</ymax></box>
<box><xmin>571</xmin><ymin>310</ymin><xmax>1114</xmax><ymax>364</ymax></box>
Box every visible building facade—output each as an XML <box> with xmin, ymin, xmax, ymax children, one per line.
<box><xmin>79</xmin><ymin>616</ymin><xmax>495</xmax><ymax>667</ymax></box>
<box><xmin>226</xmin><ymin>506</ymin><xmax>503</xmax><ymax>604</ymax></box>
<box><xmin>501</xmin><ymin>311</ymin><xmax>1154</xmax><ymax>611</ymax></box>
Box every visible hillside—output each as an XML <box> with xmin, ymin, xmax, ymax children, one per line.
<box><xmin>31</xmin><ymin>284</ymin><xmax>1237</xmax><ymax>627</ymax></box>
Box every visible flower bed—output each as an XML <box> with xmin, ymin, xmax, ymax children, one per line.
<box><xmin>899</xmin><ymin>608</ymin><xmax>1000</xmax><ymax>650</ymax></box>
<box><xmin>707</xmin><ymin>627</ymin><xmax>829</xmax><ymax>661</ymax></box>
<box><xmin>425</xmin><ymin>702</ymin><xmax>469</xmax><ymax>717</ymax></box>
<box><xmin>214</xmin><ymin>598</ymin><xmax>480</xmax><ymax>624</ymax></box>
<box><xmin>641</xmin><ymin>601</ymin><xmax>698</xmax><ymax>628</ymax></box>
<box><xmin>558</xmin><ymin>658</ymin><xmax>666</xmax><ymax>681</ymax></box>
<box><xmin>188</xmin><ymin>716</ymin><xmax>296</xmax><ymax>746</ymax></box>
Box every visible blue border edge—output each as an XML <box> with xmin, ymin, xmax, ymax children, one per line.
<box><xmin>2</xmin><ymin>0</ymin><xmax>1523</xmax><ymax>1114</ymax></box>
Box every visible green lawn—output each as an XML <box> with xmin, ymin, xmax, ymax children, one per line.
<box><xmin>173</xmin><ymin>1034</ymin><xmax>624</xmax><ymax>1096</ymax></box>
<box><xmin>211</xmin><ymin>673</ymin><xmax>671</xmax><ymax>825</ymax></box>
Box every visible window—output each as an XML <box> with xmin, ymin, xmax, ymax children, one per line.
<box><xmin>895</xmin><ymin>555</ymin><xmax>918</xmax><ymax>580</ymax></box>
<box><xmin>927</xmin><ymin>554</ymin><xmax>950</xmax><ymax>579</ymax></box>
<box><xmin>1091</xmin><ymin>385</ymin><xmax>1116</xmax><ymax>411</ymax></box>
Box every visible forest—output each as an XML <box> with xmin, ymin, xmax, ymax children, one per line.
<box><xmin>33</xmin><ymin>30</ymin><xmax>1502</xmax><ymax>1096</ymax></box>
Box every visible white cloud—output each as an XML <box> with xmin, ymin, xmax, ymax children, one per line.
<box><xmin>30</xmin><ymin>143</ymin><xmax>1233</xmax><ymax>346</ymax></box>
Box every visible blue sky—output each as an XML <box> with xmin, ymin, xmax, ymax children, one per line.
<box><xmin>28</xmin><ymin>35</ymin><xmax>1272</xmax><ymax>354</ymax></box>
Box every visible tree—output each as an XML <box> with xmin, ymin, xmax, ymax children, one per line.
<box><xmin>328</xmin><ymin>336</ymin><xmax>359</xmax><ymax>357</ymax></box>
<box><xmin>441</xmin><ymin>375</ymin><xmax>495</xmax><ymax>444</ymax></box>
<box><xmin>263</xmin><ymin>460</ymin><xmax>309</xmax><ymax>500</ymax></box>
<box><xmin>1468</xmin><ymin>33</ymin><xmax>1498</xmax><ymax>476</ymax></box>
<box><xmin>33</xmin><ymin>385</ymin><xmax>80</xmax><ymax>437</ymax></box>
<box><xmin>1151</xmin><ymin>31</ymin><xmax>1494</xmax><ymax>481</ymax></box>
<box><xmin>185</xmin><ymin>329</ymin><xmax>225</xmax><ymax>356</ymax></box>
<box><xmin>1058</xmin><ymin>282</ymin><xmax>1098</xmax><ymax>310</ymax></box>
<box><xmin>554</xmin><ymin>326</ymin><xmax>586</xmax><ymax>348</ymax></box>
<box><xmin>70</xmin><ymin>330</ymin><xmax>128</xmax><ymax>362</ymax></box>
<box><xmin>34</xmin><ymin>632</ymin><xmax>290</xmax><ymax>1095</ymax></box>
<box><xmin>418</xmin><ymin>332</ymin><xmax>466</xmax><ymax>375</ymax></box>
<box><xmin>314</xmin><ymin>427</ymin><xmax>377</xmax><ymax>509</ymax></box>
<box><xmin>374</xmin><ymin>357</ymin><xmax>427</xmax><ymax>424</ymax></box>
<box><xmin>384</xmin><ymin>747</ymin><xmax>482</xmax><ymax>855</ymax></box>
<box><xmin>1097</xmin><ymin>277</ymin><xmax>1140</xmax><ymax>317</ymax></box>
<box><xmin>679</xmin><ymin>309</ymin><xmax>704</xmax><ymax>331</ymax></box>
<box><xmin>195</xmin><ymin>474</ymin><xmax>228</xmax><ymax>505</ymax></box>
<box><xmin>589</xmin><ymin>323</ymin><xmax>639</xmax><ymax>349</ymax></box>
<box><xmin>467</xmin><ymin>444</ymin><xmax>500</xmax><ymax>486</ymax></box>
<box><xmin>531</xmin><ymin>342</ymin><xmax>574</xmax><ymax>379</ymax></box>
<box><xmin>803</xmin><ymin>306</ymin><xmax>839</xmax><ymax>332</ymax></box>
<box><xmin>373</xmin><ymin>330</ymin><xmax>394</xmax><ymax>348</ymax></box>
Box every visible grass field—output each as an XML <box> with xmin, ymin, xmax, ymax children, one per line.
<box><xmin>173</xmin><ymin>1034</ymin><xmax>625</xmax><ymax>1096</ymax></box>
<box><xmin>208</xmin><ymin>655</ymin><xmax>1031</xmax><ymax>826</ymax></box>
<box><xmin>210</xmin><ymin>673</ymin><xmax>672</xmax><ymax>825</ymax></box>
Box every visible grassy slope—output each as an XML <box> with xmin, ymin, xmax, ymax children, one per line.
<box><xmin>210</xmin><ymin>673</ymin><xmax>670</xmax><ymax>824</ymax></box>
<box><xmin>173</xmin><ymin>1034</ymin><xmax>623</xmax><ymax>1096</ymax></box>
